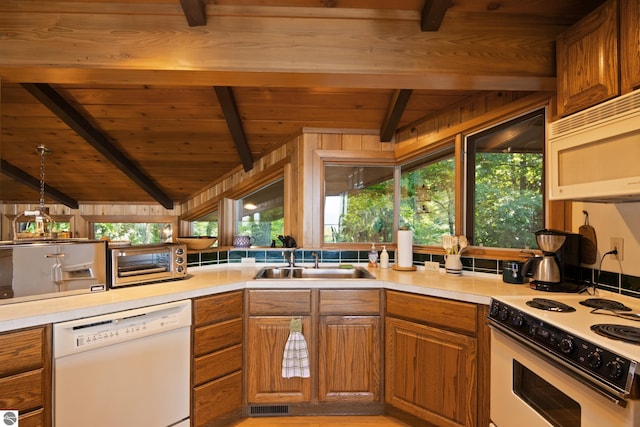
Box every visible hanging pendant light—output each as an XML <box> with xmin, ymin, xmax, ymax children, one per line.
<box><xmin>12</xmin><ymin>145</ymin><xmax>56</xmax><ymax>240</ymax></box>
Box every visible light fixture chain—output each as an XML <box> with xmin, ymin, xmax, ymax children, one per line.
<box><xmin>36</xmin><ymin>145</ymin><xmax>50</xmax><ymax>210</ymax></box>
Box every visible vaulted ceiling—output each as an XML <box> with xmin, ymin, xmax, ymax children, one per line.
<box><xmin>0</xmin><ymin>0</ymin><xmax>605</xmax><ymax>208</ymax></box>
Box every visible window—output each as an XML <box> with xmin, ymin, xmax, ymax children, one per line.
<box><xmin>93</xmin><ymin>222</ymin><xmax>173</xmax><ymax>244</ymax></box>
<box><xmin>236</xmin><ymin>179</ymin><xmax>284</xmax><ymax>247</ymax></box>
<box><xmin>400</xmin><ymin>148</ymin><xmax>455</xmax><ymax>245</ymax></box>
<box><xmin>324</xmin><ymin>165</ymin><xmax>394</xmax><ymax>243</ymax></box>
<box><xmin>465</xmin><ymin>109</ymin><xmax>545</xmax><ymax>249</ymax></box>
<box><xmin>191</xmin><ymin>211</ymin><xmax>218</xmax><ymax>239</ymax></box>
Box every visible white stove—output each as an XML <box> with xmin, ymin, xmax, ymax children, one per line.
<box><xmin>491</xmin><ymin>292</ymin><xmax>640</xmax><ymax>362</ymax></box>
<box><xmin>488</xmin><ymin>291</ymin><xmax>640</xmax><ymax>427</ymax></box>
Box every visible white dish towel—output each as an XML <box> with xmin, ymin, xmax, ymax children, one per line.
<box><xmin>282</xmin><ymin>318</ymin><xmax>310</xmax><ymax>378</ymax></box>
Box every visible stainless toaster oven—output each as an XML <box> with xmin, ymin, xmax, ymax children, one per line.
<box><xmin>109</xmin><ymin>243</ymin><xmax>187</xmax><ymax>288</ymax></box>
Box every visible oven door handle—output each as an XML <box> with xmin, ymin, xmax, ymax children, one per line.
<box><xmin>489</xmin><ymin>323</ymin><xmax>629</xmax><ymax>408</ymax></box>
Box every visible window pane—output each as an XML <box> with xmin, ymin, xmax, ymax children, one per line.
<box><xmin>236</xmin><ymin>179</ymin><xmax>284</xmax><ymax>247</ymax></box>
<box><xmin>400</xmin><ymin>151</ymin><xmax>455</xmax><ymax>245</ymax></box>
<box><xmin>192</xmin><ymin>211</ymin><xmax>218</xmax><ymax>238</ymax></box>
<box><xmin>467</xmin><ymin>109</ymin><xmax>545</xmax><ymax>249</ymax></box>
<box><xmin>94</xmin><ymin>223</ymin><xmax>172</xmax><ymax>245</ymax></box>
<box><xmin>324</xmin><ymin>165</ymin><xmax>394</xmax><ymax>243</ymax></box>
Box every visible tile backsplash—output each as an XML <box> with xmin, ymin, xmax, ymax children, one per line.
<box><xmin>187</xmin><ymin>248</ymin><xmax>640</xmax><ymax>299</ymax></box>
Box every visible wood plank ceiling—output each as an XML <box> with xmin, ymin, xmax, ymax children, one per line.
<box><xmin>0</xmin><ymin>0</ymin><xmax>605</xmax><ymax>208</ymax></box>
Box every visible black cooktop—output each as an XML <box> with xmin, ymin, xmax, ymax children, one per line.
<box><xmin>525</xmin><ymin>298</ymin><xmax>576</xmax><ymax>312</ymax></box>
<box><xmin>591</xmin><ymin>324</ymin><xmax>640</xmax><ymax>345</ymax></box>
<box><xmin>580</xmin><ymin>298</ymin><xmax>632</xmax><ymax>312</ymax></box>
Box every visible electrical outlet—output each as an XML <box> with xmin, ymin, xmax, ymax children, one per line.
<box><xmin>610</xmin><ymin>237</ymin><xmax>624</xmax><ymax>261</ymax></box>
<box><xmin>241</xmin><ymin>257</ymin><xmax>256</xmax><ymax>265</ymax></box>
<box><xmin>424</xmin><ymin>261</ymin><xmax>440</xmax><ymax>272</ymax></box>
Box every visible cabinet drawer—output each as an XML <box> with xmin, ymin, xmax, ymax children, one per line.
<box><xmin>0</xmin><ymin>369</ymin><xmax>44</xmax><ymax>412</ymax></box>
<box><xmin>194</xmin><ymin>344</ymin><xmax>242</xmax><ymax>386</ymax></box>
<box><xmin>319</xmin><ymin>289</ymin><xmax>380</xmax><ymax>315</ymax></box>
<box><xmin>194</xmin><ymin>317</ymin><xmax>243</xmax><ymax>356</ymax></box>
<box><xmin>249</xmin><ymin>290</ymin><xmax>312</xmax><ymax>315</ymax></box>
<box><xmin>194</xmin><ymin>291</ymin><xmax>243</xmax><ymax>326</ymax></box>
<box><xmin>18</xmin><ymin>408</ymin><xmax>45</xmax><ymax>427</ymax></box>
<box><xmin>193</xmin><ymin>371</ymin><xmax>243</xmax><ymax>427</ymax></box>
<box><xmin>0</xmin><ymin>327</ymin><xmax>45</xmax><ymax>376</ymax></box>
<box><xmin>386</xmin><ymin>290</ymin><xmax>478</xmax><ymax>336</ymax></box>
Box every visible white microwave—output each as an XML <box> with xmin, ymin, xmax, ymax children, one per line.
<box><xmin>547</xmin><ymin>90</ymin><xmax>640</xmax><ymax>202</ymax></box>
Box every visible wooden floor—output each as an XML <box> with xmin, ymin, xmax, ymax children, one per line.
<box><xmin>233</xmin><ymin>416</ymin><xmax>411</xmax><ymax>426</ymax></box>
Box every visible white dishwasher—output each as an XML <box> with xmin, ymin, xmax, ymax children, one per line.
<box><xmin>53</xmin><ymin>299</ymin><xmax>191</xmax><ymax>427</ymax></box>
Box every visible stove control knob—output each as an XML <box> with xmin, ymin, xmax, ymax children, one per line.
<box><xmin>606</xmin><ymin>361</ymin><xmax>623</xmax><ymax>379</ymax></box>
<box><xmin>559</xmin><ymin>338</ymin><xmax>574</xmax><ymax>354</ymax></box>
<box><xmin>490</xmin><ymin>302</ymin><xmax>500</xmax><ymax>317</ymax></box>
<box><xmin>499</xmin><ymin>307</ymin><xmax>509</xmax><ymax>321</ymax></box>
<box><xmin>511</xmin><ymin>314</ymin><xmax>524</xmax><ymax>328</ymax></box>
<box><xmin>587</xmin><ymin>352</ymin><xmax>602</xmax><ymax>369</ymax></box>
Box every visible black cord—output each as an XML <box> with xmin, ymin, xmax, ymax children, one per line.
<box><xmin>591</xmin><ymin>248</ymin><xmax>618</xmax><ymax>294</ymax></box>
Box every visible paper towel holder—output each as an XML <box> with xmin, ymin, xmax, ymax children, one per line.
<box><xmin>392</xmin><ymin>265</ymin><xmax>417</xmax><ymax>271</ymax></box>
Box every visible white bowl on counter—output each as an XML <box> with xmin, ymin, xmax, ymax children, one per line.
<box><xmin>176</xmin><ymin>236</ymin><xmax>217</xmax><ymax>250</ymax></box>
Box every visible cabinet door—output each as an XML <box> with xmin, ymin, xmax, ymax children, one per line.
<box><xmin>385</xmin><ymin>317</ymin><xmax>477</xmax><ymax>427</ymax></box>
<box><xmin>556</xmin><ymin>0</ymin><xmax>619</xmax><ymax>116</ymax></box>
<box><xmin>621</xmin><ymin>0</ymin><xmax>640</xmax><ymax>93</ymax></box>
<box><xmin>318</xmin><ymin>316</ymin><xmax>381</xmax><ymax>403</ymax></box>
<box><xmin>247</xmin><ymin>316</ymin><xmax>312</xmax><ymax>403</ymax></box>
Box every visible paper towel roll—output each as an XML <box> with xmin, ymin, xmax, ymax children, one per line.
<box><xmin>397</xmin><ymin>229</ymin><xmax>413</xmax><ymax>268</ymax></box>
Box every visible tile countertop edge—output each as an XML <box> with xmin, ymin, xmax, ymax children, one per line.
<box><xmin>0</xmin><ymin>265</ymin><xmax>539</xmax><ymax>333</ymax></box>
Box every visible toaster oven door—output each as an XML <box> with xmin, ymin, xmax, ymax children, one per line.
<box><xmin>111</xmin><ymin>246</ymin><xmax>175</xmax><ymax>287</ymax></box>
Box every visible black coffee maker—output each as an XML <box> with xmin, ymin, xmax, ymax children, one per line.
<box><xmin>522</xmin><ymin>229</ymin><xmax>583</xmax><ymax>292</ymax></box>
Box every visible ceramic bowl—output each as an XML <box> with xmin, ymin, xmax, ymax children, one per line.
<box><xmin>177</xmin><ymin>236</ymin><xmax>217</xmax><ymax>250</ymax></box>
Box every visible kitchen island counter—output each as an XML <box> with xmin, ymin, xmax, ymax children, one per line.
<box><xmin>0</xmin><ymin>264</ymin><xmax>567</xmax><ymax>332</ymax></box>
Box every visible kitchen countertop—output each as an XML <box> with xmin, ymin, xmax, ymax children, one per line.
<box><xmin>0</xmin><ymin>264</ymin><xmax>570</xmax><ymax>332</ymax></box>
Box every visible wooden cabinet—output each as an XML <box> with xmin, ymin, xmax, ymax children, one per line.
<box><xmin>556</xmin><ymin>0</ymin><xmax>640</xmax><ymax>116</ymax></box>
<box><xmin>246</xmin><ymin>288</ymin><xmax>382</xmax><ymax>412</ymax></box>
<box><xmin>0</xmin><ymin>325</ymin><xmax>51</xmax><ymax>427</ymax></box>
<box><xmin>385</xmin><ymin>290</ymin><xmax>489</xmax><ymax>427</ymax></box>
<box><xmin>247</xmin><ymin>315</ymin><xmax>313</xmax><ymax>403</ymax></box>
<box><xmin>556</xmin><ymin>0</ymin><xmax>619</xmax><ymax>117</ymax></box>
<box><xmin>621</xmin><ymin>0</ymin><xmax>640</xmax><ymax>93</ymax></box>
<box><xmin>318</xmin><ymin>289</ymin><xmax>381</xmax><ymax>403</ymax></box>
<box><xmin>247</xmin><ymin>289</ymin><xmax>313</xmax><ymax>404</ymax></box>
<box><xmin>192</xmin><ymin>291</ymin><xmax>244</xmax><ymax>427</ymax></box>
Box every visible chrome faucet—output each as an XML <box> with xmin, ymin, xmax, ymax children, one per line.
<box><xmin>311</xmin><ymin>252</ymin><xmax>319</xmax><ymax>268</ymax></box>
<box><xmin>283</xmin><ymin>251</ymin><xmax>295</xmax><ymax>267</ymax></box>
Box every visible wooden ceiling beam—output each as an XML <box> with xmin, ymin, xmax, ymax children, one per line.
<box><xmin>214</xmin><ymin>86</ymin><xmax>254</xmax><ymax>172</ymax></box>
<box><xmin>421</xmin><ymin>0</ymin><xmax>452</xmax><ymax>31</ymax></box>
<box><xmin>20</xmin><ymin>83</ymin><xmax>175</xmax><ymax>209</ymax></box>
<box><xmin>179</xmin><ymin>0</ymin><xmax>207</xmax><ymax>27</ymax></box>
<box><xmin>380</xmin><ymin>89</ymin><xmax>413</xmax><ymax>142</ymax></box>
<box><xmin>1</xmin><ymin>159</ymin><xmax>79</xmax><ymax>209</ymax></box>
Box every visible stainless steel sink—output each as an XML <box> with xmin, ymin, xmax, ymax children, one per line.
<box><xmin>253</xmin><ymin>266</ymin><xmax>375</xmax><ymax>279</ymax></box>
